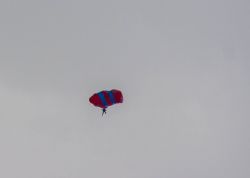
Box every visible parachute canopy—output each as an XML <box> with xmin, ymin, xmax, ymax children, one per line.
<box><xmin>89</xmin><ymin>89</ymin><xmax>123</xmax><ymax>109</ymax></box>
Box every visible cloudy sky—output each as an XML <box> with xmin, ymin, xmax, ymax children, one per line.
<box><xmin>0</xmin><ymin>0</ymin><xmax>250</xmax><ymax>177</ymax></box>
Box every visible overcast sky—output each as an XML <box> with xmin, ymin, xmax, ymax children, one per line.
<box><xmin>0</xmin><ymin>0</ymin><xmax>250</xmax><ymax>178</ymax></box>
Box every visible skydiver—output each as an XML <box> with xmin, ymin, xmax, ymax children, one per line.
<box><xmin>102</xmin><ymin>108</ymin><xmax>107</xmax><ymax>116</ymax></box>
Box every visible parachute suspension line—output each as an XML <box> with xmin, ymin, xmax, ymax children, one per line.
<box><xmin>102</xmin><ymin>108</ymin><xmax>107</xmax><ymax>116</ymax></box>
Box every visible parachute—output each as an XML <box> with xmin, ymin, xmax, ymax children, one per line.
<box><xmin>89</xmin><ymin>89</ymin><xmax>123</xmax><ymax>115</ymax></box>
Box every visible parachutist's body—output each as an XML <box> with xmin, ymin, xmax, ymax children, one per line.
<box><xmin>102</xmin><ymin>108</ymin><xmax>107</xmax><ymax>116</ymax></box>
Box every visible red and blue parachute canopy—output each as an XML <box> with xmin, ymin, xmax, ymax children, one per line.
<box><xmin>89</xmin><ymin>89</ymin><xmax>123</xmax><ymax>109</ymax></box>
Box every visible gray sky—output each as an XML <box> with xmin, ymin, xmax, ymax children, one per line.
<box><xmin>0</xmin><ymin>0</ymin><xmax>250</xmax><ymax>177</ymax></box>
